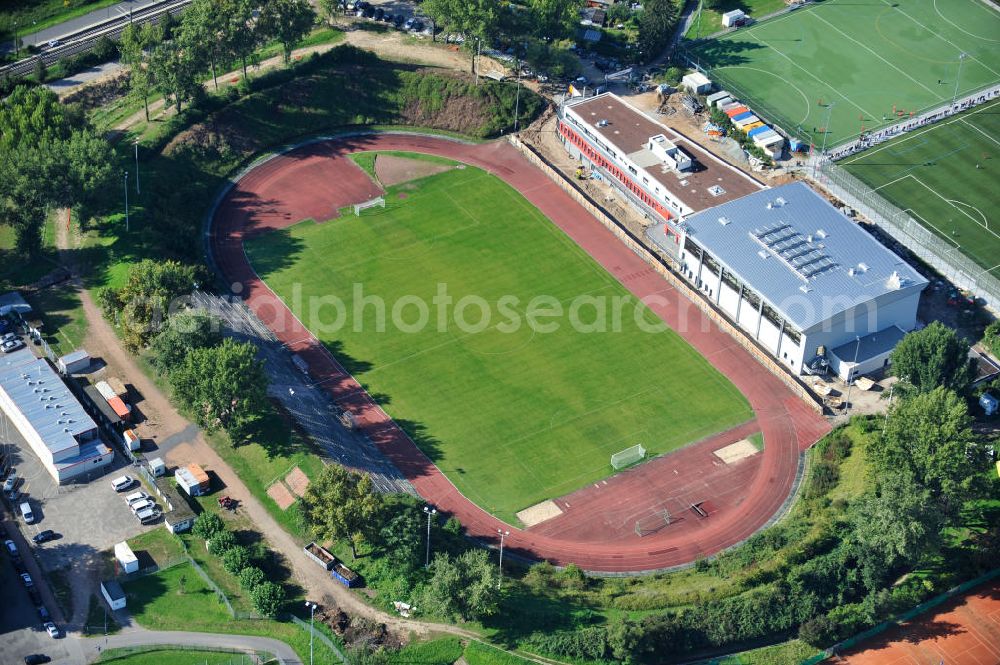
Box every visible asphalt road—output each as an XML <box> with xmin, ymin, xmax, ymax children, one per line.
<box><xmin>78</xmin><ymin>629</ymin><xmax>304</xmax><ymax>664</ymax></box>
<box><xmin>4</xmin><ymin>0</ymin><xmax>166</xmax><ymax>52</ymax></box>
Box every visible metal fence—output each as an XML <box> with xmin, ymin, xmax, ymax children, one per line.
<box><xmin>175</xmin><ymin>537</ymin><xmax>260</xmax><ymax>620</ymax></box>
<box><xmin>817</xmin><ymin>161</ymin><xmax>1000</xmax><ymax>310</ymax></box>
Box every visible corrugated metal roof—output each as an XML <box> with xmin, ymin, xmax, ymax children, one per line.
<box><xmin>658</xmin><ymin>182</ymin><xmax>928</xmax><ymax>331</ymax></box>
<box><xmin>0</xmin><ymin>350</ymin><xmax>98</xmax><ymax>458</ymax></box>
<box><xmin>830</xmin><ymin>326</ymin><xmax>907</xmax><ymax>363</ymax></box>
<box><xmin>0</xmin><ymin>291</ymin><xmax>31</xmax><ymax>316</ymax></box>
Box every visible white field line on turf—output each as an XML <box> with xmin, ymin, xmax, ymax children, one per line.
<box><xmin>840</xmin><ymin>99</ymin><xmax>1000</xmax><ymax>164</ymax></box>
<box><xmin>882</xmin><ymin>0</ymin><xmax>1000</xmax><ymax>79</ymax></box>
<box><xmin>959</xmin><ymin>118</ymin><xmax>1000</xmax><ymax>148</ymax></box>
<box><xmin>808</xmin><ymin>11</ymin><xmax>938</xmax><ymax>98</ymax></box>
<box><xmin>934</xmin><ymin>0</ymin><xmax>1000</xmax><ymax>44</ymax></box>
<box><xmin>745</xmin><ymin>32</ymin><xmax>876</xmax><ymax>120</ymax></box>
<box><xmin>901</xmin><ymin>174</ymin><xmax>998</xmax><ymax>237</ymax></box>
<box><xmin>901</xmin><ymin>207</ymin><xmax>962</xmax><ymax>250</ymax></box>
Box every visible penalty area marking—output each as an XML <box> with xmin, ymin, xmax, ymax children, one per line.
<box><xmin>713</xmin><ymin>439</ymin><xmax>760</xmax><ymax>465</ymax></box>
<box><xmin>517</xmin><ymin>499</ymin><xmax>564</xmax><ymax>527</ymax></box>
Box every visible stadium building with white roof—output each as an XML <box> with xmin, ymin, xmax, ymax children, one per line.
<box><xmin>0</xmin><ymin>347</ymin><xmax>113</xmax><ymax>482</ymax></box>
<box><xmin>647</xmin><ymin>182</ymin><xmax>928</xmax><ymax>380</ymax></box>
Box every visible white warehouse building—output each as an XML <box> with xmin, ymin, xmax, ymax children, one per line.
<box><xmin>647</xmin><ymin>182</ymin><xmax>928</xmax><ymax>380</ymax></box>
<box><xmin>0</xmin><ymin>348</ymin><xmax>114</xmax><ymax>483</ymax></box>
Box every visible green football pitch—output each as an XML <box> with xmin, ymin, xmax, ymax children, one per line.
<box><xmin>688</xmin><ymin>0</ymin><xmax>1000</xmax><ymax>147</ymax></box>
<box><xmin>246</xmin><ymin>158</ymin><xmax>752</xmax><ymax>523</ymax></box>
<box><xmin>837</xmin><ymin>99</ymin><xmax>1000</xmax><ymax>274</ymax></box>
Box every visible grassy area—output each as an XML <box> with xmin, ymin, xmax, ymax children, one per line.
<box><xmin>748</xmin><ymin>431</ymin><xmax>763</xmax><ymax>451</ymax></box>
<box><xmin>684</xmin><ymin>0</ymin><xmax>786</xmax><ymax>40</ymax></box>
<box><xmin>97</xmin><ymin>647</ymin><xmax>271</xmax><ymax>665</ymax></box>
<box><xmin>393</xmin><ymin>637</ymin><xmax>464</xmax><ymax>664</ymax></box>
<box><xmin>0</xmin><ymin>215</ymin><xmax>60</xmax><ymax>289</ymax></box>
<box><xmin>464</xmin><ymin>641</ymin><xmax>539</xmax><ymax>665</ymax></box>
<box><xmin>24</xmin><ymin>283</ymin><xmax>87</xmax><ymax>357</ymax></box>
<box><xmin>48</xmin><ymin>566</ymin><xmax>74</xmax><ymax>618</ymax></box>
<box><xmin>257</xmin><ymin>25</ymin><xmax>345</xmax><ymax>61</ymax></box>
<box><xmin>0</xmin><ymin>0</ymin><xmax>119</xmax><ymax>42</ymax></box>
<box><xmin>837</xmin><ymin>99</ymin><xmax>1000</xmax><ymax>273</ymax></box>
<box><xmin>127</xmin><ymin>527</ymin><xmax>186</xmax><ymax>567</ymax></box>
<box><xmin>689</xmin><ymin>0</ymin><xmax>1000</xmax><ymax>147</ymax></box>
<box><xmin>715</xmin><ymin>639</ymin><xmax>818</xmax><ymax>665</ymax></box>
<box><xmin>246</xmin><ymin>163</ymin><xmax>752</xmax><ymax>522</ymax></box>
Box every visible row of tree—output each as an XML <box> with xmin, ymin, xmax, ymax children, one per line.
<box><xmin>120</xmin><ymin>0</ymin><xmax>315</xmax><ymax>119</ymax></box>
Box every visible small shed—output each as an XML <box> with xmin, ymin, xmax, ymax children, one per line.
<box><xmin>756</xmin><ymin>133</ymin><xmax>786</xmax><ymax>158</ymax></box>
<box><xmin>57</xmin><ymin>350</ymin><xmax>91</xmax><ymax>375</ymax></box>
<box><xmin>748</xmin><ymin>124</ymin><xmax>773</xmax><ymax>139</ymax></box>
<box><xmin>162</xmin><ymin>483</ymin><xmax>196</xmax><ymax>534</ymax></box>
<box><xmin>114</xmin><ymin>541</ymin><xmax>139</xmax><ymax>574</ymax></box>
<box><xmin>175</xmin><ymin>463</ymin><xmax>210</xmax><ymax>496</ymax></box>
<box><xmin>101</xmin><ymin>580</ymin><xmax>126</xmax><ymax>611</ymax></box>
<box><xmin>681</xmin><ymin>72</ymin><xmax>712</xmax><ymax>95</ymax></box>
<box><xmin>148</xmin><ymin>457</ymin><xmax>166</xmax><ymax>477</ymax></box>
<box><xmin>980</xmin><ymin>393</ymin><xmax>998</xmax><ymax>416</ymax></box>
<box><xmin>722</xmin><ymin>9</ymin><xmax>746</xmax><ymax>28</ymax></box>
<box><xmin>705</xmin><ymin>90</ymin><xmax>731</xmax><ymax>108</ymax></box>
<box><xmin>122</xmin><ymin>429</ymin><xmax>141</xmax><ymax>452</ymax></box>
<box><xmin>724</xmin><ymin>104</ymin><xmax>749</xmax><ymax>117</ymax></box>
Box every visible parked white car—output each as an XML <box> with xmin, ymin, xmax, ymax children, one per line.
<box><xmin>129</xmin><ymin>498</ymin><xmax>155</xmax><ymax>514</ymax></box>
<box><xmin>125</xmin><ymin>490</ymin><xmax>149</xmax><ymax>506</ymax></box>
<box><xmin>111</xmin><ymin>475</ymin><xmax>135</xmax><ymax>492</ymax></box>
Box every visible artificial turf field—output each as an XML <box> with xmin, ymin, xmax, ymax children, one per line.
<box><xmin>837</xmin><ymin>99</ymin><xmax>1000</xmax><ymax>273</ymax></box>
<box><xmin>246</xmin><ymin>158</ymin><xmax>752</xmax><ymax>522</ymax></box>
<box><xmin>688</xmin><ymin>0</ymin><xmax>1000</xmax><ymax>147</ymax></box>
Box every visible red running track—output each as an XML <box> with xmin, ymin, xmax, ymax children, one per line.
<box><xmin>210</xmin><ymin>134</ymin><xmax>831</xmax><ymax>573</ymax></box>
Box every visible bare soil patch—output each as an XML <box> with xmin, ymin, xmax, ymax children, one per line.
<box><xmin>285</xmin><ymin>466</ymin><xmax>310</xmax><ymax>497</ymax></box>
<box><xmin>374</xmin><ymin>154</ymin><xmax>453</xmax><ymax>187</ymax></box>
<box><xmin>267</xmin><ymin>481</ymin><xmax>296</xmax><ymax>510</ymax></box>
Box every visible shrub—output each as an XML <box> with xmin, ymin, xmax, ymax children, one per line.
<box><xmin>222</xmin><ymin>544</ymin><xmax>252</xmax><ymax>575</ymax></box>
<box><xmin>250</xmin><ymin>581</ymin><xmax>286</xmax><ymax>617</ymax></box>
<box><xmin>798</xmin><ymin>615</ymin><xmax>838</xmax><ymax>647</ymax></box>
<box><xmin>238</xmin><ymin>565</ymin><xmax>266</xmax><ymax>591</ymax></box>
<box><xmin>207</xmin><ymin>530</ymin><xmax>237</xmax><ymax>556</ymax></box>
<box><xmin>806</xmin><ymin>460</ymin><xmax>840</xmax><ymax>499</ymax></box>
<box><xmin>192</xmin><ymin>512</ymin><xmax>225</xmax><ymax>541</ymax></box>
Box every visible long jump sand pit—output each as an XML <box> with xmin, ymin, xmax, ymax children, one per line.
<box><xmin>517</xmin><ymin>500</ymin><xmax>564</xmax><ymax>527</ymax></box>
<box><xmin>267</xmin><ymin>481</ymin><xmax>296</xmax><ymax>510</ymax></box>
<box><xmin>374</xmin><ymin>154</ymin><xmax>453</xmax><ymax>187</ymax></box>
<box><xmin>714</xmin><ymin>439</ymin><xmax>759</xmax><ymax>465</ymax></box>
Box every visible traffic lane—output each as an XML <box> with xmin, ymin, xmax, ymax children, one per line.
<box><xmin>4</xmin><ymin>0</ymin><xmax>171</xmax><ymax>52</ymax></box>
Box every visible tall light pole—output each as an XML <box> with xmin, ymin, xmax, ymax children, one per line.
<box><xmin>134</xmin><ymin>140</ymin><xmax>140</xmax><ymax>194</ymax></box>
<box><xmin>497</xmin><ymin>529</ymin><xmax>509</xmax><ymax>589</ymax></box>
<box><xmin>513</xmin><ymin>68</ymin><xmax>522</xmax><ymax>133</ymax></box>
<box><xmin>123</xmin><ymin>171</ymin><xmax>129</xmax><ymax>232</ymax></box>
<box><xmin>423</xmin><ymin>505</ymin><xmax>437</xmax><ymax>568</ymax></box>
<box><xmin>812</xmin><ymin>102</ymin><xmax>835</xmax><ymax>179</ymax></box>
<box><xmin>304</xmin><ymin>601</ymin><xmax>317</xmax><ymax>665</ymax></box>
<box><xmin>952</xmin><ymin>53</ymin><xmax>967</xmax><ymax>105</ymax></box>
<box><xmin>13</xmin><ymin>21</ymin><xmax>18</xmax><ymax>58</ymax></box>
<box><xmin>845</xmin><ymin>335</ymin><xmax>860</xmax><ymax>413</ymax></box>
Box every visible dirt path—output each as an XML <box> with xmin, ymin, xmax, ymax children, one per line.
<box><xmin>53</xmin><ymin>216</ymin><xmax>471</xmax><ymax>641</ymax></box>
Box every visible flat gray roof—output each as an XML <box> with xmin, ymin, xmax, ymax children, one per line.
<box><xmin>102</xmin><ymin>579</ymin><xmax>125</xmax><ymax>599</ymax></box>
<box><xmin>830</xmin><ymin>325</ymin><xmax>907</xmax><ymax>364</ymax></box>
<box><xmin>0</xmin><ymin>291</ymin><xmax>31</xmax><ymax>316</ymax></box>
<box><xmin>0</xmin><ymin>349</ymin><xmax>98</xmax><ymax>457</ymax></box>
<box><xmin>656</xmin><ymin>182</ymin><xmax>928</xmax><ymax>331</ymax></box>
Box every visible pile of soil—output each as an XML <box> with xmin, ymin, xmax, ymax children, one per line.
<box><xmin>316</xmin><ymin>604</ymin><xmax>403</xmax><ymax>651</ymax></box>
<box><xmin>63</xmin><ymin>71</ymin><xmax>130</xmax><ymax>112</ymax></box>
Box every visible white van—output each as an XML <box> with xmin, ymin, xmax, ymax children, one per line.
<box><xmin>20</xmin><ymin>501</ymin><xmax>34</xmax><ymax>524</ymax></box>
<box><xmin>125</xmin><ymin>490</ymin><xmax>149</xmax><ymax>506</ymax></box>
<box><xmin>111</xmin><ymin>475</ymin><xmax>134</xmax><ymax>492</ymax></box>
<box><xmin>130</xmin><ymin>499</ymin><xmax>154</xmax><ymax>514</ymax></box>
<box><xmin>135</xmin><ymin>506</ymin><xmax>160</xmax><ymax>524</ymax></box>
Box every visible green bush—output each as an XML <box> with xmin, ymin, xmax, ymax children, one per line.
<box><xmin>192</xmin><ymin>512</ymin><xmax>225</xmax><ymax>541</ymax></box>
<box><xmin>206</xmin><ymin>530</ymin><xmax>237</xmax><ymax>556</ymax></box>
<box><xmin>250</xmin><ymin>580</ymin><xmax>286</xmax><ymax>618</ymax></box>
<box><xmin>222</xmin><ymin>544</ymin><xmax>252</xmax><ymax>575</ymax></box>
<box><xmin>238</xmin><ymin>565</ymin><xmax>266</xmax><ymax>591</ymax></box>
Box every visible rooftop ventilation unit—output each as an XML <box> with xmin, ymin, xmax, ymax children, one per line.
<box><xmin>775</xmin><ymin>197</ymin><xmax>786</xmax><ymax>206</ymax></box>
<box><xmin>856</xmin><ymin>262</ymin><xmax>868</xmax><ymax>273</ymax></box>
<box><xmin>719</xmin><ymin>216</ymin><xmax>731</xmax><ymax>226</ymax></box>
<box><xmin>707</xmin><ymin>185</ymin><xmax>726</xmax><ymax>197</ymax></box>
<box><xmin>816</xmin><ymin>229</ymin><xmax>828</xmax><ymax>239</ymax></box>
<box><xmin>799</xmin><ymin>285</ymin><xmax>812</xmax><ymax>294</ymax></box>
<box><xmin>597</xmin><ymin>119</ymin><xmax>609</xmax><ymax>127</ymax></box>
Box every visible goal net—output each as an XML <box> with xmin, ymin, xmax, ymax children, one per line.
<box><xmin>635</xmin><ymin>509</ymin><xmax>672</xmax><ymax>537</ymax></box>
<box><xmin>611</xmin><ymin>444</ymin><xmax>646</xmax><ymax>470</ymax></box>
<box><xmin>354</xmin><ymin>196</ymin><xmax>385</xmax><ymax>216</ymax></box>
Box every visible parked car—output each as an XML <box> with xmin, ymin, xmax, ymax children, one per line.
<box><xmin>44</xmin><ymin>622</ymin><xmax>59</xmax><ymax>638</ymax></box>
<box><xmin>24</xmin><ymin>655</ymin><xmax>51</xmax><ymax>665</ymax></box>
<box><xmin>20</xmin><ymin>501</ymin><xmax>34</xmax><ymax>524</ymax></box>
<box><xmin>0</xmin><ymin>332</ymin><xmax>15</xmax><ymax>344</ymax></box>
<box><xmin>403</xmin><ymin>17</ymin><xmax>416</xmax><ymax>30</ymax></box>
<box><xmin>32</xmin><ymin>530</ymin><xmax>56</xmax><ymax>545</ymax></box>
<box><xmin>37</xmin><ymin>606</ymin><xmax>50</xmax><ymax>621</ymax></box>
<box><xmin>393</xmin><ymin>14</ymin><xmax>404</xmax><ymax>27</ymax></box>
<box><xmin>46</xmin><ymin>39</ymin><xmax>60</xmax><ymax>48</ymax></box>
<box><xmin>129</xmin><ymin>498</ymin><xmax>155</xmax><ymax>514</ymax></box>
<box><xmin>373</xmin><ymin>7</ymin><xmax>384</xmax><ymax>20</ymax></box>
<box><xmin>110</xmin><ymin>475</ymin><xmax>135</xmax><ymax>492</ymax></box>
<box><xmin>21</xmin><ymin>572</ymin><xmax>33</xmax><ymax>587</ymax></box>
<box><xmin>4</xmin><ymin>539</ymin><xmax>19</xmax><ymax>558</ymax></box>
<box><xmin>2</xmin><ymin>470</ymin><xmax>16</xmax><ymax>492</ymax></box>
<box><xmin>1</xmin><ymin>338</ymin><xmax>25</xmax><ymax>353</ymax></box>
<box><xmin>135</xmin><ymin>506</ymin><xmax>161</xmax><ymax>524</ymax></box>
<box><xmin>125</xmin><ymin>490</ymin><xmax>149</xmax><ymax>506</ymax></box>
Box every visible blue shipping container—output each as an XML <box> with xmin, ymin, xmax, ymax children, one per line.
<box><xmin>748</xmin><ymin>125</ymin><xmax>772</xmax><ymax>138</ymax></box>
<box><xmin>731</xmin><ymin>111</ymin><xmax>754</xmax><ymax>122</ymax></box>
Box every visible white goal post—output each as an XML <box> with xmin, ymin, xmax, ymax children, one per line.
<box><xmin>611</xmin><ymin>444</ymin><xmax>646</xmax><ymax>470</ymax></box>
<box><xmin>354</xmin><ymin>196</ymin><xmax>385</xmax><ymax>215</ymax></box>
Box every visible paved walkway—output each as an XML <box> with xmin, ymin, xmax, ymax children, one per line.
<box><xmin>74</xmin><ymin>628</ymin><xmax>303</xmax><ymax>664</ymax></box>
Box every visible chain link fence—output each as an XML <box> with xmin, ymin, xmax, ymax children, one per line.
<box><xmin>817</xmin><ymin>161</ymin><xmax>1000</xmax><ymax>309</ymax></box>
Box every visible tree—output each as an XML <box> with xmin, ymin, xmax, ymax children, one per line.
<box><xmin>149</xmin><ymin>38</ymin><xmax>201</xmax><ymax>113</ymax></box>
<box><xmin>983</xmin><ymin>321</ymin><xmax>1000</xmax><ymax>358</ymax></box>
<box><xmin>422</xmin><ymin>0</ymin><xmax>501</xmax><ymax>73</ymax></box>
<box><xmin>193</xmin><ymin>511</ymin><xmax>225</xmax><ymax>540</ymax></box>
<box><xmin>377</xmin><ymin>500</ymin><xmax>423</xmax><ymax>572</ymax></box>
<box><xmin>636</xmin><ymin>0</ymin><xmax>678</xmax><ymax>63</ymax></box>
<box><xmin>150</xmin><ymin>312</ymin><xmax>222</xmax><ymax>374</ymax></box>
<box><xmin>238</xmin><ymin>565</ymin><xmax>266</xmax><ymax>591</ymax></box>
<box><xmin>260</xmin><ymin>0</ymin><xmax>315</xmax><ymax>64</ymax></box>
<box><xmin>207</xmin><ymin>529</ymin><xmax>238</xmax><ymax>555</ymax></box>
<box><xmin>179</xmin><ymin>0</ymin><xmax>231</xmax><ymax>90</ymax></box>
<box><xmin>222</xmin><ymin>544</ymin><xmax>252</xmax><ymax>574</ymax></box>
<box><xmin>420</xmin><ymin>550</ymin><xmax>501</xmax><ymax>621</ymax></box>
<box><xmin>120</xmin><ymin>22</ymin><xmax>161</xmax><ymax>121</ymax></box>
<box><xmin>104</xmin><ymin>259</ymin><xmax>199</xmax><ymax>350</ymax></box>
<box><xmin>225</xmin><ymin>0</ymin><xmax>264</xmax><ymax>81</ymax></box>
<box><xmin>891</xmin><ymin>321</ymin><xmax>974</xmax><ymax>394</ymax></box>
<box><xmin>33</xmin><ymin>57</ymin><xmax>47</xmax><ymax>83</ymax></box>
<box><xmin>250</xmin><ymin>580</ymin><xmax>286</xmax><ymax>617</ymax></box>
<box><xmin>317</xmin><ymin>0</ymin><xmax>343</xmax><ymax>24</ymax></box>
<box><xmin>528</xmin><ymin>0</ymin><xmax>582</xmax><ymax>40</ymax></box>
<box><xmin>170</xmin><ymin>338</ymin><xmax>270</xmax><ymax>442</ymax></box>
<box><xmin>300</xmin><ymin>465</ymin><xmax>384</xmax><ymax>558</ymax></box>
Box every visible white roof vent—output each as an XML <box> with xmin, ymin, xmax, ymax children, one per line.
<box><xmin>806</xmin><ymin>235</ymin><xmax>813</xmax><ymax>243</ymax></box>
<box><xmin>758</xmin><ymin>250</ymin><xmax>769</xmax><ymax>259</ymax></box>
<box><xmin>597</xmin><ymin>119</ymin><xmax>609</xmax><ymax>127</ymax></box>
<box><xmin>816</xmin><ymin>229</ymin><xmax>828</xmax><ymax>239</ymax></box>
<box><xmin>886</xmin><ymin>271</ymin><xmax>906</xmax><ymax>290</ymax></box>
<box><xmin>775</xmin><ymin>197</ymin><xmax>786</xmax><ymax>206</ymax></box>
<box><xmin>799</xmin><ymin>285</ymin><xmax>812</xmax><ymax>294</ymax></box>
<box><xmin>857</xmin><ymin>262</ymin><xmax>869</xmax><ymax>273</ymax></box>
<box><xmin>766</xmin><ymin>201</ymin><xmax>774</xmax><ymax>209</ymax></box>
<box><xmin>848</xmin><ymin>267</ymin><xmax>856</xmax><ymax>277</ymax></box>
<box><xmin>718</xmin><ymin>216</ymin><xmax>731</xmax><ymax>226</ymax></box>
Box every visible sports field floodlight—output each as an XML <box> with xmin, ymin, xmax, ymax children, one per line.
<box><xmin>497</xmin><ymin>529</ymin><xmax>510</xmax><ymax>589</ymax></box>
<box><xmin>304</xmin><ymin>600</ymin><xmax>318</xmax><ymax>665</ymax></box>
<box><xmin>134</xmin><ymin>139</ymin><xmax>140</xmax><ymax>194</ymax></box>
<box><xmin>123</xmin><ymin>170</ymin><xmax>129</xmax><ymax>232</ymax></box>
<box><xmin>423</xmin><ymin>505</ymin><xmax>437</xmax><ymax>568</ymax></box>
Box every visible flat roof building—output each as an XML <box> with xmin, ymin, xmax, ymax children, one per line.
<box><xmin>0</xmin><ymin>348</ymin><xmax>113</xmax><ymax>483</ymax></box>
<box><xmin>558</xmin><ymin>93</ymin><xmax>763</xmax><ymax>237</ymax></box>
<box><xmin>647</xmin><ymin>182</ymin><xmax>928</xmax><ymax>380</ymax></box>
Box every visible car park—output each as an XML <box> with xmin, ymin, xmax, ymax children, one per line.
<box><xmin>111</xmin><ymin>475</ymin><xmax>135</xmax><ymax>492</ymax></box>
<box><xmin>21</xmin><ymin>572</ymin><xmax>33</xmax><ymax>587</ymax></box>
<box><xmin>43</xmin><ymin>622</ymin><xmax>59</xmax><ymax>638</ymax></box>
<box><xmin>129</xmin><ymin>498</ymin><xmax>154</xmax><ymax>514</ymax></box>
<box><xmin>32</xmin><ymin>530</ymin><xmax>56</xmax><ymax>545</ymax></box>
